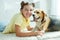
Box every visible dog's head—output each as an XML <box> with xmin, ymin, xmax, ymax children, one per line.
<box><xmin>32</xmin><ymin>9</ymin><xmax>46</xmax><ymax>22</ymax></box>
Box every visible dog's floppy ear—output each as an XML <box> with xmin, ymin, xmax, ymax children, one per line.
<box><xmin>41</xmin><ymin>11</ymin><xmax>46</xmax><ymax>16</ymax></box>
<box><xmin>41</xmin><ymin>11</ymin><xmax>46</xmax><ymax>22</ymax></box>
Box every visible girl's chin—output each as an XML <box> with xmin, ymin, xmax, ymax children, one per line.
<box><xmin>26</xmin><ymin>17</ymin><xmax>30</xmax><ymax>18</ymax></box>
<box><xmin>25</xmin><ymin>16</ymin><xmax>30</xmax><ymax>19</ymax></box>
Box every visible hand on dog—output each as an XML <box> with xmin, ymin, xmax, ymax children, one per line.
<box><xmin>36</xmin><ymin>31</ymin><xmax>45</xmax><ymax>36</ymax></box>
<box><xmin>40</xmin><ymin>30</ymin><xmax>45</xmax><ymax>36</ymax></box>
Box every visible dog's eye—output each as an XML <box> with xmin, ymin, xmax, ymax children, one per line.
<box><xmin>37</xmin><ymin>12</ymin><xmax>39</xmax><ymax>14</ymax></box>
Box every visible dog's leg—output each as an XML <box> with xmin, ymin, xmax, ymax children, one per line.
<box><xmin>32</xmin><ymin>26</ymin><xmax>38</xmax><ymax>32</ymax></box>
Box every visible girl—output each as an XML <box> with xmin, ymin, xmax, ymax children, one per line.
<box><xmin>3</xmin><ymin>1</ymin><xmax>50</xmax><ymax>37</ymax></box>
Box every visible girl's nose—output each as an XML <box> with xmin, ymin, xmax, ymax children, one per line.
<box><xmin>27</xmin><ymin>10</ymin><xmax>30</xmax><ymax>13</ymax></box>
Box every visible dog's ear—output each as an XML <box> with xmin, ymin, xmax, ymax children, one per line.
<box><xmin>41</xmin><ymin>11</ymin><xmax>46</xmax><ymax>22</ymax></box>
<box><xmin>41</xmin><ymin>11</ymin><xmax>47</xmax><ymax>16</ymax></box>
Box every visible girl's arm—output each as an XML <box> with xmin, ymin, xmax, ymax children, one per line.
<box><xmin>27</xmin><ymin>26</ymin><xmax>33</xmax><ymax>31</ymax></box>
<box><xmin>15</xmin><ymin>24</ymin><xmax>41</xmax><ymax>37</ymax></box>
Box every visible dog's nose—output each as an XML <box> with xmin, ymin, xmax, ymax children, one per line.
<box><xmin>32</xmin><ymin>14</ymin><xmax>35</xmax><ymax>17</ymax></box>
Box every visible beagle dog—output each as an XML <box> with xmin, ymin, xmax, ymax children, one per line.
<box><xmin>32</xmin><ymin>9</ymin><xmax>49</xmax><ymax>32</ymax></box>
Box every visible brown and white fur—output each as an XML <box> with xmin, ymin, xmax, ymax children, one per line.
<box><xmin>32</xmin><ymin>9</ymin><xmax>50</xmax><ymax>32</ymax></box>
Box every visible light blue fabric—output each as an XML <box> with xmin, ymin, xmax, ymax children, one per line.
<box><xmin>0</xmin><ymin>21</ymin><xmax>6</xmax><ymax>32</ymax></box>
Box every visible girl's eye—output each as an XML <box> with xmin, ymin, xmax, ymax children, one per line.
<box><xmin>30</xmin><ymin>9</ymin><xmax>33</xmax><ymax>11</ymax></box>
<box><xmin>25</xmin><ymin>9</ymin><xmax>28</xmax><ymax>11</ymax></box>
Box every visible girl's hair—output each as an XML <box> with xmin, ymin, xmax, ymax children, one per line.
<box><xmin>20</xmin><ymin>1</ymin><xmax>35</xmax><ymax>10</ymax></box>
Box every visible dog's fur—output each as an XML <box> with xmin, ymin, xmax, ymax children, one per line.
<box><xmin>32</xmin><ymin>9</ymin><xmax>49</xmax><ymax>32</ymax></box>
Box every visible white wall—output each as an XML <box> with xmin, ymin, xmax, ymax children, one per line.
<box><xmin>0</xmin><ymin>0</ymin><xmax>23</xmax><ymax>25</ymax></box>
<box><xmin>56</xmin><ymin>0</ymin><xmax>60</xmax><ymax>19</ymax></box>
<box><xmin>49</xmin><ymin>0</ymin><xmax>60</xmax><ymax>19</ymax></box>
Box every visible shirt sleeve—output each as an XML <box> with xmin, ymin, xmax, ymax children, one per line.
<box><xmin>15</xmin><ymin>16</ymin><xmax>23</xmax><ymax>27</ymax></box>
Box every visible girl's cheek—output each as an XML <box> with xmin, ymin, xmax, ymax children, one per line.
<box><xmin>29</xmin><ymin>13</ymin><xmax>32</xmax><ymax>16</ymax></box>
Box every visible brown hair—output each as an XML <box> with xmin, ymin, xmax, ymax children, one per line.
<box><xmin>20</xmin><ymin>1</ymin><xmax>35</xmax><ymax>10</ymax></box>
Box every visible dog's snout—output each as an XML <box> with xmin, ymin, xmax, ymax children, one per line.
<box><xmin>32</xmin><ymin>14</ymin><xmax>35</xmax><ymax>17</ymax></box>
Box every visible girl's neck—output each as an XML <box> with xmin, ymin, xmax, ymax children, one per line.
<box><xmin>21</xmin><ymin>12</ymin><xmax>28</xmax><ymax>22</ymax></box>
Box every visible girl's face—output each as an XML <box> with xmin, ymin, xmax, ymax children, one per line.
<box><xmin>21</xmin><ymin>5</ymin><xmax>34</xmax><ymax>19</ymax></box>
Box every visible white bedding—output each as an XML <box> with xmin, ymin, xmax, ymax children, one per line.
<box><xmin>0</xmin><ymin>31</ymin><xmax>60</xmax><ymax>40</ymax></box>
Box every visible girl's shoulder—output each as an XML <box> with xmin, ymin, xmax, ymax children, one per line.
<box><xmin>13</xmin><ymin>12</ymin><xmax>22</xmax><ymax>18</ymax></box>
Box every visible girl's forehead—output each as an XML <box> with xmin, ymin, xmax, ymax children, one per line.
<box><xmin>23</xmin><ymin>5</ymin><xmax>34</xmax><ymax>9</ymax></box>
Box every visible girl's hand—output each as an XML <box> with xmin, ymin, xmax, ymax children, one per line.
<box><xmin>27</xmin><ymin>26</ymin><xmax>33</xmax><ymax>31</ymax></box>
<box><xmin>36</xmin><ymin>31</ymin><xmax>45</xmax><ymax>36</ymax></box>
<box><xmin>40</xmin><ymin>30</ymin><xmax>45</xmax><ymax>36</ymax></box>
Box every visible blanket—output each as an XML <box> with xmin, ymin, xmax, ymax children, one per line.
<box><xmin>0</xmin><ymin>31</ymin><xmax>60</xmax><ymax>40</ymax></box>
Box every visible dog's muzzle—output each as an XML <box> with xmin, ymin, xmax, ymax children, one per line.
<box><xmin>32</xmin><ymin>14</ymin><xmax>41</xmax><ymax>22</ymax></box>
<box><xmin>32</xmin><ymin>14</ymin><xmax>35</xmax><ymax>18</ymax></box>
